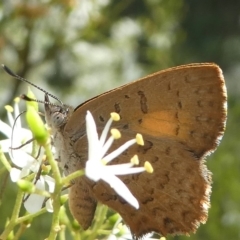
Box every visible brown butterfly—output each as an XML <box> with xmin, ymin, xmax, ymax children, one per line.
<box><xmin>5</xmin><ymin>63</ymin><xmax>228</xmax><ymax>239</ymax></box>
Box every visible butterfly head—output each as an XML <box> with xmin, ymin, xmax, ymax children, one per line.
<box><xmin>44</xmin><ymin>94</ymin><xmax>73</xmax><ymax>130</ymax></box>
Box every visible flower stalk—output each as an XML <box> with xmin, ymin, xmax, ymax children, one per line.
<box><xmin>0</xmin><ymin>189</ymin><xmax>25</xmax><ymax>239</ymax></box>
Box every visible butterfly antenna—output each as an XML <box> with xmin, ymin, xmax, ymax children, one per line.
<box><xmin>20</xmin><ymin>94</ymin><xmax>65</xmax><ymax>108</ymax></box>
<box><xmin>2</xmin><ymin>64</ymin><xmax>63</xmax><ymax>105</ymax></box>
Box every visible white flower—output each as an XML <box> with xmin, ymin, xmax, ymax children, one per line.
<box><xmin>0</xmin><ymin>99</ymin><xmax>37</xmax><ymax>180</ymax></box>
<box><xmin>85</xmin><ymin>111</ymin><xmax>153</xmax><ymax>209</ymax></box>
<box><xmin>0</xmin><ymin>98</ymin><xmax>34</xmax><ymax>167</ymax></box>
<box><xmin>0</xmin><ymin>99</ymin><xmax>55</xmax><ymax>213</ymax></box>
<box><xmin>23</xmin><ymin>175</ymin><xmax>55</xmax><ymax>213</ymax></box>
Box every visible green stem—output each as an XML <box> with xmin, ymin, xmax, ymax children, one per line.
<box><xmin>0</xmin><ymin>148</ymin><xmax>12</xmax><ymax>172</ymax></box>
<box><xmin>45</xmin><ymin>142</ymin><xmax>62</xmax><ymax>185</ymax></box>
<box><xmin>58</xmin><ymin>226</ymin><xmax>66</xmax><ymax>240</ymax></box>
<box><xmin>0</xmin><ymin>165</ymin><xmax>7</xmax><ymax>176</ymax></box>
<box><xmin>62</xmin><ymin>169</ymin><xmax>85</xmax><ymax>185</ymax></box>
<box><xmin>16</xmin><ymin>208</ymin><xmax>46</xmax><ymax>224</ymax></box>
<box><xmin>13</xmin><ymin>223</ymin><xmax>27</xmax><ymax>240</ymax></box>
<box><xmin>44</xmin><ymin>142</ymin><xmax>62</xmax><ymax>240</ymax></box>
<box><xmin>0</xmin><ymin>189</ymin><xmax>24</xmax><ymax>240</ymax></box>
<box><xmin>31</xmin><ymin>139</ymin><xmax>39</xmax><ymax>158</ymax></box>
<box><xmin>87</xmin><ymin>205</ymin><xmax>108</xmax><ymax>240</ymax></box>
<box><xmin>73</xmin><ymin>231</ymin><xmax>81</xmax><ymax>240</ymax></box>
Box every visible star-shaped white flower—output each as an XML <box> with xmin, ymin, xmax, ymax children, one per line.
<box><xmin>85</xmin><ymin>111</ymin><xmax>153</xmax><ymax>209</ymax></box>
<box><xmin>0</xmin><ymin>98</ymin><xmax>55</xmax><ymax>213</ymax></box>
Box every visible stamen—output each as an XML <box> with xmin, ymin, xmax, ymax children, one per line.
<box><xmin>100</xmin><ymin>129</ymin><xmax>121</xmax><ymax>158</ymax></box>
<box><xmin>104</xmin><ymin>138</ymin><xmax>136</xmax><ymax>163</ymax></box>
<box><xmin>14</xmin><ymin>98</ymin><xmax>21</xmax><ymax>128</ymax></box>
<box><xmin>14</xmin><ymin>97</ymin><xmax>20</xmax><ymax>103</ymax></box>
<box><xmin>110</xmin><ymin>112</ymin><xmax>120</xmax><ymax>121</ymax></box>
<box><xmin>110</xmin><ymin>128</ymin><xmax>121</xmax><ymax>139</ymax></box>
<box><xmin>136</xmin><ymin>134</ymin><xmax>144</xmax><ymax>146</ymax></box>
<box><xmin>144</xmin><ymin>161</ymin><xmax>154</xmax><ymax>173</ymax></box>
<box><xmin>5</xmin><ymin>105</ymin><xmax>14</xmax><ymax>126</ymax></box>
<box><xmin>99</xmin><ymin>117</ymin><xmax>113</xmax><ymax>146</ymax></box>
<box><xmin>130</xmin><ymin>155</ymin><xmax>139</xmax><ymax>165</ymax></box>
<box><xmin>100</xmin><ymin>136</ymin><xmax>115</xmax><ymax>159</ymax></box>
<box><xmin>100</xmin><ymin>113</ymin><xmax>120</xmax><ymax>145</ymax></box>
<box><xmin>5</xmin><ymin>105</ymin><xmax>13</xmax><ymax>112</ymax></box>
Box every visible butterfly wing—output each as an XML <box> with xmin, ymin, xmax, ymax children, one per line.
<box><xmin>65</xmin><ymin>63</ymin><xmax>227</xmax><ymax>238</ymax></box>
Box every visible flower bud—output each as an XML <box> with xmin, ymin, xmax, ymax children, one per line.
<box><xmin>41</xmin><ymin>164</ymin><xmax>51</xmax><ymax>175</ymax></box>
<box><xmin>72</xmin><ymin>219</ymin><xmax>80</xmax><ymax>231</ymax></box>
<box><xmin>60</xmin><ymin>194</ymin><xmax>69</xmax><ymax>205</ymax></box>
<box><xmin>17</xmin><ymin>179</ymin><xmax>35</xmax><ymax>193</ymax></box>
<box><xmin>26</xmin><ymin>105</ymin><xmax>49</xmax><ymax>145</ymax></box>
<box><xmin>26</xmin><ymin>88</ymin><xmax>38</xmax><ymax>111</ymax></box>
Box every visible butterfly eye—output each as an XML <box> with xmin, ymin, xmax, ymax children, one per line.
<box><xmin>51</xmin><ymin>111</ymin><xmax>66</xmax><ymax>128</ymax></box>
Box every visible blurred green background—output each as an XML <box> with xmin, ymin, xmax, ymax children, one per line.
<box><xmin>0</xmin><ymin>0</ymin><xmax>240</xmax><ymax>239</ymax></box>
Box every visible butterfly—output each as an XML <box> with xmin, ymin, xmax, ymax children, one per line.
<box><xmin>4</xmin><ymin>63</ymin><xmax>228</xmax><ymax>239</ymax></box>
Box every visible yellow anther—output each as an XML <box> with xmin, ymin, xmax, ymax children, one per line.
<box><xmin>14</xmin><ymin>97</ymin><xmax>20</xmax><ymax>103</ymax></box>
<box><xmin>144</xmin><ymin>161</ymin><xmax>153</xmax><ymax>173</ymax></box>
<box><xmin>136</xmin><ymin>133</ymin><xmax>144</xmax><ymax>146</ymax></box>
<box><xmin>110</xmin><ymin>112</ymin><xmax>120</xmax><ymax>121</ymax></box>
<box><xmin>4</xmin><ymin>105</ymin><xmax>13</xmax><ymax>112</ymax></box>
<box><xmin>130</xmin><ymin>155</ymin><xmax>139</xmax><ymax>165</ymax></box>
<box><xmin>101</xmin><ymin>159</ymin><xmax>107</xmax><ymax>165</ymax></box>
<box><xmin>111</xmin><ymin>128</ymin><xmax>121</xmax><ymax>139</ymax></box>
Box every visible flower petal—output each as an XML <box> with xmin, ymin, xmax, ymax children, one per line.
<box><xmin>86</xmin><ymin>111</ymin><xmax>100</xmax><ymax>160</ymax></box>
<box><xmin>85</xmin><ymin>159</ymin><xmax>102</xmax><ymax>182</ymax></box>
<box><xmin>23</xmin><ymin>177</ymin><xmax>45</xmax><ymax>213</ymax></box>
<box><xmin>0</xmin><ymin>139</ymin><xmax>11</xmax><ymax>152</ymax></box>
<box><xmin>21</xmin><ymin>167</ymin><xmax>31</xmax><ymax>178</ymax></box>
<box><xmin>10</xmin><ymin>167</ymin><xmax>30</xmax><ymax>182</ymax></box>
<box><xmin>7</xmin><ymin>110</ymin><xmax>14</xmax><ymax>127</ymax></box>
<box><xmin>44</xmin><ymin>175</ymin><xmax>55</xmax><ymax>193</ymax></box>
<box><xmin>105</xmin><ymin>164</ymin><xmax>145</xmax><ymax>175</ymax></box>
<box><xmin>10</xmin><ymin>168</ymin><xmax>22</xmax><ymax>182</ymax></box>
<box><xmin>24</xmin><ymin>194</ymin><xmax>45</xmax><ymax>213</ymax></box>
<box><xmin>11</xmin><ymin>128</ymin><xmax>33</xmax><ymax>148</ymax></box>
<box><xmin>0</xmin><ymin>120</ymin><xmax>12</xmax><ymax>138</ymax></box>
<box><xmin>101</xmin><ymin>174</ymin><xmax>139</xmax><ymax>209</ymax></box>
<box><xmin>46</xmin><ymin>198</ymin><xmax>54</xmax><ymax>212</ymax></box>
<box><xmin>10</xmin><ymin>149</ymin><xmax>36</xmax><ymax>168</ymax></box>
<box><xmin>14</xmin><ymin>100</ymin><xmax>21</xmax><ymax>129</ymax></box>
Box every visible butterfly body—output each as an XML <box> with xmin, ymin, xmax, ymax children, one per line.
<box><xmin>45</xmin><ymin>63</ymin><xmax>227</xmax><ymax>238</ymax></box>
